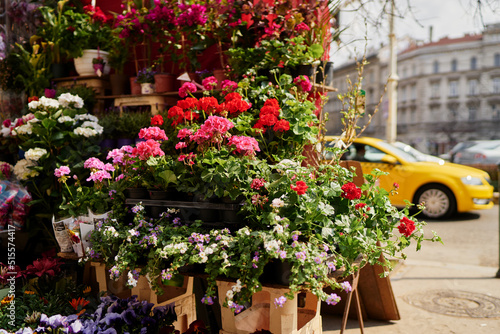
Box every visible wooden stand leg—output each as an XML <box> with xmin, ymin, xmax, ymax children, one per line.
<box><xmin>340</xmin><ymin>270</ymin><xmax>364</xmax><ymax>334</ymax></box>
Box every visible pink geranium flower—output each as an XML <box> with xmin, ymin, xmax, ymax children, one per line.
<box><xmin>179</xmin><ymin>82</ymin><xmax>197</xmax><ymax>98</ymax></box>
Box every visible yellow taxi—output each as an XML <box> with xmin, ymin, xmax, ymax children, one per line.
<box><xmin>324</xmin><ymin>136</ymin><xmax>494</xmax><ymax>219</ymax></box>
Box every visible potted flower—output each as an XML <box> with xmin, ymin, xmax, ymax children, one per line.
<box><xmin>64</xmin><ymin>5</ymin><xmax>114</xmax><ymax>76</ymax></box>
<box><xmin>135</xmin><ymin>67</ymin><xmax>156</xmax><ymax>94</ymax></box>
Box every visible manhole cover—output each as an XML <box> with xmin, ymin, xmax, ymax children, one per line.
<box><xmin>404</xmin><ymin>290</ymin><xmax>500</xmax><ymax>318</ymax></box>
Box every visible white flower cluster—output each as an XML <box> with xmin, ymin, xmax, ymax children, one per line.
<box><xmin>58</xmin><ymin>93</ymin><xmax>84</xmax><ymax>109</ymax></box>
<box><xmin>57</xmin><ymin>116</ymin><xmax>75</xmax><ymax>124</ymax></box>
<box><xmin>24</xmin><ymin>148</ymin><xmax>47</xmax><ymax>162</ymax></box>
<box><xmin>75</xmin><ymin>114</ymin><xmax>99</xmax><ymax>122</ymax></box>
<box><xmin>13</xmin><ymin>159</ymin><xmax>38</xmax><ymax>180</ymax></box>
<box><xmin>73</xmin><ymin>127</ymin><xmax>98</xmax><ymax>137</ymax></box>
<box><xmin>264</xmin><ymin>239</ymin><xmax>282</xmax><ymax>252</ymax></box>
<box><xmin>103</xmin><ymin>226</ymin><xmax>119</xmax><ymax>238</ymax></box>
<box><xmin>28</xmin><ymin>96</ymin><xmax>60</xmax><ymax>110</ymax></box>
<box><xmin>226</xmin><ymin>280</ymin><xmax>243</xmax><ymax>305</ymax></box>
<box><xmin>127</xmin><ymin>271</ymin><xmax>138</xmax><ymax>287</ymax></box>
<box><xmin>12</xmin><ymin>123</ymin><xmax>33</xmax><ymax>135</ymax></box>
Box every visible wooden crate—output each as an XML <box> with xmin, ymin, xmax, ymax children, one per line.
<box><xmin>217</xmin><ymin>280</ymin><xmax>322</xmax><ymax>334</ymax></box>
<box><xmin>90</xmin><ymin>262</ymin><xmax>196</xmax><ymax>333</ymax></box>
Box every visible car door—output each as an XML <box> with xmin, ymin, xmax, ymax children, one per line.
<box><xmin>351</xmin><ymin>143</ymin><xmax>414</xmax><ymax>207</ymax></box>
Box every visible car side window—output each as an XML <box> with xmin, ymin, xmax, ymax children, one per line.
<box><xmin>364</xmin><ymin>146</ymin><xmax>387</xmax><ymax>162</ymax></box>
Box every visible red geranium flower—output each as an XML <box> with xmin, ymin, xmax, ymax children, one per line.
<box><xmin>151</xmin><ymin>115</ymin><xmax>164</xmax><ymax>126</ymax></box>
<box><xmin>273</xmin><ymin>119</ymin><xmax>290</xmax><ymax>132</ymax></box>
<box><xmin>398</xmin><ymin>217</ymin><xmax>416</xmax><ymax>237</ymax></box>
<box><xmin>290</xmin><ymin>180</ymin><xmax>308</xmax><ymax>195</ymax></box>
<box><xmin>341</xmin><ymin>182</ymin><xmax>362</xmax><ymax>200</ymax></box>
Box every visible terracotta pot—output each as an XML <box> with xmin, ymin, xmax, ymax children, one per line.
<box><xmin>213</xmin><ymin>69</ymin><xmax>227</xmax><ymax>90</ymax></box>
<box><xmin>73</xmin><ymin>49</ymin><xmax>110</xmax><ymax>76</ymax></box>
<box><xmin>130</xmin><ymin>77</ymin><xmax>141</xmax><ymax>95</ymax></box>
<box><xmin>154</xmin><ymin>73</ymin><xmax>175</xmax><ymax>93</ymax></box>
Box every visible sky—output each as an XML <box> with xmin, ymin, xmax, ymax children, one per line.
<box><xmin>332</xmin><ymin>0</ymin><xmax>500</xmax><ymax>65</ymax></box>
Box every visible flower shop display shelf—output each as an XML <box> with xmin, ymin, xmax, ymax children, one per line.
<box><xmin>125</xmin><ymin>198</ymin><xmax>243</xmax><ymax>226</ymax></box>
<box><xmin>212</xmin><ymin>256</ymin><xmax>364</xmax><ymax>334</ymax></box>
<box><xmin>90</xmin><ymin>261</ymin><xmax>196</xmax><ymax>333</ymax></box>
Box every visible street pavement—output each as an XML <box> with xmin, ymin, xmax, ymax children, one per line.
<box><xmin>322</xmin><ymin>205</ymin><xmax>500</xmax><ymax>334</ymax></box>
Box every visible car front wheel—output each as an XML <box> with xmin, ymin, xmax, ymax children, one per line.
<box><xmin>414</xmin><ymin>184</ymin><xmax>456</xmax><ymax>219</ymax></box>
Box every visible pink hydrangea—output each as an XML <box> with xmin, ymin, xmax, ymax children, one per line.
<box><xmin>202</xmin><ymin>76</ymin><xmax>218</xmax><ymax>90</ymax></box>
<box><xmin>179</xmin><ymin>82</ymin><xmax>197</xmax><ymax>98</ymax></box>
<box><xmin>54</xmin><ymin>166</ymin><xmax>71</xmax><ymax>178</ymax></box>
<box><xmin>227</xmin><ymin>135</ymin><xmax>260</xmax><ymax>156</ymax></box>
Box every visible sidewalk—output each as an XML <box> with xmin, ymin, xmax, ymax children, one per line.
<box><xmin>322</xmin><ymin>259</ymin><xmax>500</xmax><ymax>334</ymax></box>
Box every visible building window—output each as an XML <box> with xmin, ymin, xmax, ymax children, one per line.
<box><xmin>411</xmin><ymin>85</ymin><xmax>416</xmax><ymax>100</ymax></box>
<box><xmin>468</xmin><ymin>79</ymin><xmax>478</xmax><ymax>96</ymax></box>
<box><xmin>451</xmin><ymin>59</ymin><xmax>457</xmax><ymax>72</ymax></box>
<box><xmin>495</xmin><ymin>53</ymin><xmax>500</xmax><ymax>67</ymax></box>
<box><xmin>468</xmin><ymin>106</ymin><xmax>477</xmax><ymax>120</ymax></box>
<box><xmin>493</xmin><ymin>105</ymin><xmax>500</xmax><ymax>120</ymax></box>
<box><xmin>449</xmin><ymin>81</ymin><xmax>458</xmax><ymax>97</ymax></box>
<box><xmin>400</xmin><ymin>86</ymin><xmax>407</xmax><ymax>101</ymax></box>
<box><xmin>449</xmin><ymin>107</ymin><xmax>457</xmax><ymax>119</ymax></box>
<box><xmin>431</xmin><ymin>82</ymin><xmax>440</xmax><ymax>98</ymax></box>
<box><xmin>493</xmin><ymin>77</ymin><xmax>500</xmax><ymax>94</ymax></box>
<box><xmin>433</xmin><ymin>60</ymin><xmax>439</xmax><ymax>74</ymax></box>
<box><xmin>470</xmin><ymin>57</ymin><xmax>477</xmax><ymax>70</ymax></box>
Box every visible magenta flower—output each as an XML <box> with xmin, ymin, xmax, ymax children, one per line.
<box><xmin>293</xmin><ymin>75</ymin><xmax>313</xmax><ymax>92</ymax></box>
<box><xmin>227</xmin><ymin>135</ymin><xmax>260</xmax><ymax>156</ymax></box>
<box><xmin>179</xmin><ymin>82</ymin><xmax>197</xmax><ymax>98</ymax></box>
<box><xmin>202</xmin><ymin>76</ymin><xmax>218</xmax><ymax>90</ymax></box>
<box><xmin>138</xmin><ymin>126</ymin><xmax>168</xmax><ymax>141</ymax></box>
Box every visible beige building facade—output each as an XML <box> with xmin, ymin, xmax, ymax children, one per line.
<box><xmin>326</xmin><ymin>23</ymin><xmax>500</xmax><ymax>155</ymax></box>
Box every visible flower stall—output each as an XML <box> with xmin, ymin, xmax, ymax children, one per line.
<box><xmin>0</xmin><ymin>1</ymin><xmax>442</xmax><ymax>333</ymax></box>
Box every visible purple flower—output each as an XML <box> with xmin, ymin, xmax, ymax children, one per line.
<box><xmin>201</xmin><ymin>295</ymin><xmax>215</xmax><ymax>305</ymax></box>
<box><xmin>341</xmin><ymin>281</ymin><xmax>352</xmax><ymax>293</ymax></box>
<box><xmin>104</xmin><ymin>312</ymin><xmax>122</xmax><ymax>326</ymax></box>
<box><xmin>295</xmin><ymin>251</ymin><xmax>306</xmax><ymax>261</ymax></box>
<box><xmin>327</xmin><ymin>262</ymin><xmax>336</xmax><ymax>271</ymax></box>
<box><xmin>326</xmin><ymin>293</ymin><xmax>341</xmax><ymax>306</ymax></box>
<box><xmin>274</xmin><ymin>296</ymin><xmax>287</xmax><ymax>308</ymax></box>
<box><xmin>314</xmin><ymin>256</ymin><xmax>322</xmax><ymax>264</ymax></box>
<box><xmin>278</xmin><ymin>250</ymin><xmax>287</xmax><ymax>259</ymax></box>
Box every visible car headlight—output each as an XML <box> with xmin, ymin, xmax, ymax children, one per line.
<box><xmin>461</xmin><ymin>176</ymin><xmax>483</xmax><ymax>185</ymax></box>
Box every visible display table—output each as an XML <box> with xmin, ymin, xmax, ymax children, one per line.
<box><xmin>53</xmin><ymin>75</ymin><xmax>110</xmax><ymax>113</ymax></box>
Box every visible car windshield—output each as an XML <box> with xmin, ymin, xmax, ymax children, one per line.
<box><xmin>467</xmin><ymin>140</ymin><xmax>500</xmax><ymax>150</ymax></box>
<box><xmin>377</xmin><ymin>141</ymin><xmax>419</xmax><ymax>162</ymax></box>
